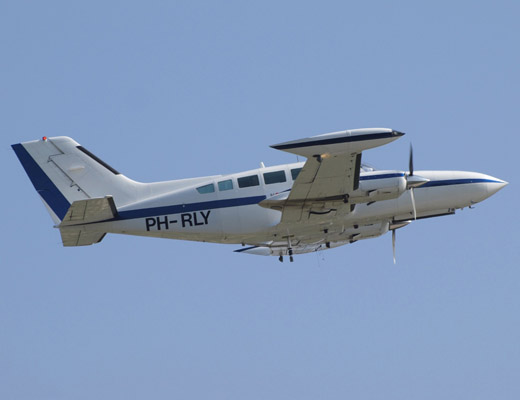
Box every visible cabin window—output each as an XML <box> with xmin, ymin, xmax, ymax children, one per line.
<box><xmin>196</xmin><ymin>183</ymin><xmax>215</xmax><ymax>194</ymax></box>
<box><xmin>218</xmin><ymin>179</ymin><xmax>233</xmax><ymax>191</ymax></box>
<box><xmin>291</xmin><ymin>168</ymin><xmax>302</xmax><ymax>180</ymax></box>
<box><xmin>263</xmin><ymin>170</ymin><xmax>286</xmax><ymax>185</ymax></box>
<box><xmin>238</xmin><ymin>175</ymin><xmax>260</xmax><ymax>188</ymax></box>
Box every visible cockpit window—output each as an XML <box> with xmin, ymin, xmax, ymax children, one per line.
<box><xmin>263</xmin><ymin>170</ymin><xmax>286</xmax><ymax>185</ymax></box>
<box><xmin>218</xmin><ymin>179</ymin><xmax>233</xmax><ymax>191</ymax></box>
<box><xmin>291</xmin><ymin>168</ymin><xmax>302</xmax><ymax>180</ymax></box>
<box><xmin>238</xmin><ymin>175</ymin><xmax>260</xmax><ymax>188</ymax></box>
<box><xmin>196</xmin><ymin>183</ymin><xmax>215</xmax><ymax>194</ymax></box>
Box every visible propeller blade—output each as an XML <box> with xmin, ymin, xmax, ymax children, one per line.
<box><xmin>409</xmin><ymin>144</ymin><xmax>414</xmax><ymax>176</ymax></box>
<box><xmin>392</xmin><ymin>229</ymin><xmax>396</xmax><ymax>264</ymax></box>
<box><xmin>410</xmin><ymin>187</ymin><xmax>417</xmax><ymax>220</ymax></box>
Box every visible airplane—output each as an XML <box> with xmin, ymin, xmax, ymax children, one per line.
<box><xmin>12</xmin><ymin>128</ymin><xmax>507</xmax><ymax>262</ymax></box>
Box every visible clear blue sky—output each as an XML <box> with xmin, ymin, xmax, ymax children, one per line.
<box><xmin>1</xmin><ymin>1</ymin><xmax>518</xmax><ymax>399</ymax></box>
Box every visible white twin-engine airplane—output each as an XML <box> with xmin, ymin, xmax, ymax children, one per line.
<box><xmin>13</xmin><ymin>128</ymin><xmax>507</xmax><ymax>262</ymax></box>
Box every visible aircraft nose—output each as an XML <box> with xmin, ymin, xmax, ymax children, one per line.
<box><xmin>485</xmin><ymin>175</ymin><xmax>508</xmax><ymax>196</ymax></box>
<box><xmin>462</xmin><ymin>172</ymin><xmax>508</xmax><ymax>205</ymax></box>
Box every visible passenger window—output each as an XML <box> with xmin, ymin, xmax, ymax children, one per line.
<box><xmin>291</xmin><ymin>168</ymin><xmax>302</xmax><ymax>180</ymax></box>
<box><xmin>238</xmin><ymin>175</ymin><xmax>260</xmax><ymax>188</ymax></box>
<box><xmin>218</xmin><ymin>179</ymin><xmax>233</xmax><ymax>191</ymax></box>
<box><xmin>263</xmin><ymin>170</ymin><xmax>286</xmax><ymax>185</ymax></box>
<box><xmin>196</xmin><ymin>183</ymin><xmax>215</xmax><ymax>194</ymax></box>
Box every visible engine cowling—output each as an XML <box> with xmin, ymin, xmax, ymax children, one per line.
<box><xmin>350</xmin><ymin>170</ymin><xmax>407</xmax><ymax>204</ymax></box>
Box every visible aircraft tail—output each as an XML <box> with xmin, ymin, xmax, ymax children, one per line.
<box><xmin>12</xmin><ymin>136</ymin><xmax>144</xmax><ymax>226</ymax></box>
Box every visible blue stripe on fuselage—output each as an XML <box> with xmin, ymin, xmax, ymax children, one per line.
<box><xmin>118</xmin><ymin>196</ymin><xmax>267</xmax><ymax>220</ymax></box>
<box><xmin>359</xmin><ymin>173</ymin><xmax>404</xmax><ymax>180</ymax></box>
<box><xmin>420</xmin><ymin>178</ymin><xmax>501</xmax><ymax>187</ymax></box>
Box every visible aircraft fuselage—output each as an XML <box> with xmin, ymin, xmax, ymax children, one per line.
<box><xmin>71</xmin><ymin>163</ymin><xmax>505</xmax><ymax>252</ymax></box>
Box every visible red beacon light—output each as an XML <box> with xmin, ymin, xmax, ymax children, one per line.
<box><xmin>42</xmin><ymin>136</ymin><xmax>47</xmax><ymax>141</ymax></box>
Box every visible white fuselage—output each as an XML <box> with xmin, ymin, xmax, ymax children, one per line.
<box><xmin>79</xmin><ymin>162</ymin><xmax>506</xmax><ymax>251</ymax></box>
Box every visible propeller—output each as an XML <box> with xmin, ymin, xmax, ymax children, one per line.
<box><xmin>405</xmin><ymin>144</ymin><xmax>429</xmax><ymax>220</ymax></box>
<box><xmin>410</xmin><ymin>185</ymin><xmax>417</xmax><ymax>220</ymax></box>
<box><xmin>408</xmin><ymin>144</ymin><xmax>417</xmax><ymax>220</ymax></box>
<box><xmin>409</xmin><ymin>143</ymin><xmax>414</xmax><ymax>177</ymax></box>
<box><xmin>390</xmin><ymin>143</ymin><xmax>429</xmax><ymax>264</ymax></box>
<box><xmin>389</xmin><ymin>220</ymin><xmax>412</xmax><ymax>264</ymax></box>
<box><xmin>392</xmin><ymin>229</ymin><xmax>396</xmax><ymax>264</ymax></box>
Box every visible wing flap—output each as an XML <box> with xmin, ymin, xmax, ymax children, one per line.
<box><xmin>275</xmin><ymin>154</ymin><xmax>357</xmax><ymax>223</ymax></box>
<box><xmin>306</xmin><ymin>153</ymin><xmax>357</xmax><ymax>200</ymax></box>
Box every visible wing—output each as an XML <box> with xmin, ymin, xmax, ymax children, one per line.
<box><xmin>265</xmin><ymin>128</ymin><xmax>404</xmax><ymax>224</ymax></box>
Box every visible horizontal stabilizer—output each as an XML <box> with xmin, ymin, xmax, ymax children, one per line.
<box><xmin>60</xmin><ymin>196</ymin><xmax>117</xmax><ymax>226</ymax></box>
<box><xmin>60</xmin><ymin>230</ymin><xmax>106</xmax><ymax>247</ymax></box>
<box><xmin>58</xmin><ymin>196</ymin><xmax>117</xmax><ymax>246</ymax></box>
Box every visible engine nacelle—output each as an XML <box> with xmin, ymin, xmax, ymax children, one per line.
<box><xmin>342</xmin><ymin>221</ymin><xmax>389</xmax><ymax>241</ymax></box>
<box><xmin>350</xmin><ymin>170</ymin><xmax>406</xmax><ymax>204</ymax></box>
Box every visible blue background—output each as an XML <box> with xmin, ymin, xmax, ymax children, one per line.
<box><xmin>1</xmin><ymin>1</ymin><xmax>517</xmax><ymax>398</ymax></box>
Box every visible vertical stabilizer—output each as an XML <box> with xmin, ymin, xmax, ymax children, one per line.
<box><xmin>12</xmin><ymin>136</ymin><xmax>144</xmax><ymax>224</ymax></box>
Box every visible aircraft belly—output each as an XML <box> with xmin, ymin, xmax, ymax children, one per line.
<box><xmin>220</xmin><ymin>205</ymin><xmax>281</xmax><ymax>235</ymax></box>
